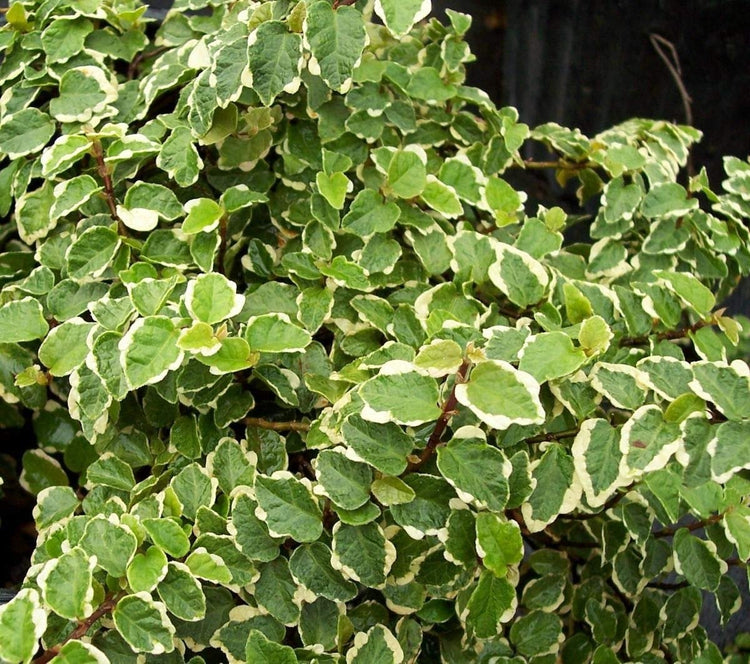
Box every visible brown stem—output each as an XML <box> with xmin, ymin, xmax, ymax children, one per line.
<box><xmin>648</xmin><ymin>580</ymin><xmax>689</xmax><ymax>591</ymax></box>
<box><xmin>649</xmin><ymin>34</ymin><xmax>693</xmax><ymax>131</ymax></box>
<box><xmin>620</xmin><ymin>318</ymin><xmax>712</xmax><ymax>347</ymax></box>
<box><xmin>128</xmin><ymin>46</ymin><xmax>171</xmax><ymax>80</ymax></box>
<box><xmin>405</xmin><ymin>359</ymin><xmax>471</xmax><ymax>473</ymax></box>
<box><xmin>91</xmin><ymin>139</ymin><xmax>126</xmax><ymax>235</ymax></box>
<box><xmin>652</xmin><ymin>512</ymin><xmax>723</xmax><ymax>538</ymax></box>
<box><xmin>519</xmin><ymin>159</ymin><xmax>598</xmax><ymax>171</ymax></box>
<box><xmin>245</xmin><ymin>417</ymin><xmax>311</xmax><ymax>432</ymax></box>
<box><xmin>524</xmin><ymin>427</ymin><xmax>580</xmax><ymax>445</ymax></box>
<box><xmin>33</xmin><ymin>592</ymin><xmax>125</xmax><ymax>664</ymax></box>
<box><xmin>332</xmin><ymin>0</ymin><xmax>357</xmax><ymax>7</ymax></box>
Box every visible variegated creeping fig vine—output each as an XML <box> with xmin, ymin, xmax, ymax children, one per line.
<box><xmin>1</xmin><ymin>0</ymin><xmax>750</xmax><ymax>662</ymax></box>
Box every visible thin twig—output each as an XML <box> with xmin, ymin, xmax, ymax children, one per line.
<box><xmin>128</xmin><ymin>46</ymin><xmax>170</xmax><ymax>80</ymax></box>
<box><xmin>648</xmin><ymin>580</ymin><xmax>689</xmax><ymax>591</ymax></box>
<box><xmin>519</xmin><ymin>159</ymin><xmax>597</xmax><ymax>171</ymax></box>
<box><xmin>332</xmin><ymin>0</ymin><xmax>357</xmax><ymax>8</ymax></box>
<box><xmin>91</xmin><ymin>139</ymin><xmax>126</xmax><ymax>235</ymax></box>
<box><xmin>524</xmin><ymin>427</ymin><xmax>580</xmax><ymax>445</ymax></box>
<box><xmin>405</xmin><ymin>359</ymin><xmax>471</xmax><ymax>473</ymax></box>
<box><xmin>33</xmin><ymin>592</ymin><xmax>125</xmax><ymax>664</ymax></box>
<box><xmin>217</xmin><ymin>215</ymin><xmax>228</xmax><ymax>275</ymax></box>
<box><xmin>652</xmin><ymin>512</ymin><xmax>723</xmax><ymax>538</ymax></box>
<box><xmin>649</xmin><ymin>33</ymin><xmax>695</xmax><ymax>175</ymax></box>
<box><xmin>620</xmin><ymin>318</ymin><xmax>712</xmax><ymax>347</ymax></box>
<box><xmin>245</xmin><ymin>417</ymin><xmax>311</xmax><ymax>432</ymax></box>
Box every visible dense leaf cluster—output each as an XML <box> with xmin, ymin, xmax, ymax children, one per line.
<box><xmin>1</xmin><ymin>0</ymin><xmax>750</xmax><ymax>662</ymax></box>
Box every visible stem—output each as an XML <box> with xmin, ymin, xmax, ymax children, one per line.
<box><xmin>217</xmin><ymin>215</ymin><xmax>228</xmax><ymax>275</ymax></box>
<box><xmin>648</xmin><ymin>580</ymin><xmax>689</xmax><ymax>590</ymax></box>
<box><xmin>652</xmin><ymin>512</ymin><xmax>723</xmax><ymax>538</ymax></box>
<box><xmin>519</xmin><ymin>159</ymin><xmax>598</xmax><ymax>171</ymax></box>
<box><xmin>332</xmin><ymin>0</ymin><xmax>357</xmax><ymax>7</ymax></box>
<box><xmin>620</xmin><ymin>318</ymin><xmax>712</xmax><ymax>347</ymax></box>
<box><xmin>128</xmin><ymin>46</ymin><xmax>170</xmax><ymax>80</ymax></box>
<box><xmin>405</xmin><ymin>359</ymin><xmax>471</xmax><ymax>473</ymax></box>
<box><xmin>91</xmin><ymin>139</ymin><xmax>126</xmax><ymax>235</ymax></box>
<box><xmin>525</xmin><ymin>427</ymin><xmax>580</xmax><ymax>445</ymax></box>
<box><xmin>33</xmin><ymin>592</ymin><xmax>124</xmax><ymax>664</ymax></box>
<box><xmin>245</xmin><ymin>417</ymin><xmax>311</xmax><ymax>432</ymax></box>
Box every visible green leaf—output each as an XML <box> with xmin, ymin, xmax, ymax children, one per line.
<box><xmin>228</xmin><ymin>493</ymin><xmax>280</xmax><ymax>562</ymax></box>
<box><xmin>157</xmin><ymin>562</ymin><xmax>206</xmax><ymax>622</ymax></box>
<box><xmin>390</xmin><ymin>474</ymin><xmax>453</xmax><ymax>539</ymax></box>
<box><xmin>463</xmin><ymin>571</ymin><xmax>517</xmax><ymax>639</ymax></box>
<box><xmin>341</xmin><ymin>415</ymin><xmax>414</xmax><ymax>476</ymax></box>
<box><xmin>33</xmin><ymin>486</ymin><xmax>79</xmax><ymax>531</ymax></box>
<box><xmin>185</xmin><ymin>549</ymin><xmax>233</xmax><ymax>585</ymax></box>
<box><xmin>245</xmin><ymin>313</ymin><xmax>312</xmax><ymax>353</ymax></box>
<box><xmin>38</xmin><ymin>318</ymin><xmax>93</xmax><ymax>377</ymax></box>
<box><xmin>289</xmin><ymin>542</ymin><xmax>358</xmax><ymax>602</ymax></box>
<box><xmin>315</xmin><ymin>448</ymin><xmax>373</xmax><ymax>510</ymax></box>
<box><xmin>690</xmin><ymin>361</ymin><xmax>750</xmax><ymax>421</ymax></box>
<box><xmin>455</xmin><ymin>360</ymin><xmax>545</xmax><ymax>430</ymax></box>
<box><xmin>374</xmin><ymin>0</ymin><xmax>432</xmax><ymax>37</ymax></box>
<box><xmin>66</xmin><ymin>226</ymin><xmax>120</xmax><ymax>281</ymax></box>
<box><xmin>0</xmin><ymin>589</ymin><xmax>47</xmax><ymax>664</ymax></box>
<box><xmin>342</xmin><ymin>189</ymin><xmax>401</xmax><ymax>237</ymax></box>
<box><xmin>0</xmin><ymin>108</ymin><xmax>56</xmax><ymax>159</ymax></box>
<box><xmin>245</xmin><ymin>629</ymin><xmax>298</xmax><ymax>664</ymax></box>
<box><xmin>371</xmin><ymin>476</ymin><xmax>415</xmax><ymax>506</ymax></box>
<box><xmin>413</xmin><ymin>339</ymin><xmax>463</xmax><ymax>377</ymax></box>
<box><xmin>127</xmin><ymin>546</ymin><xmax>168</xmax><ymax>594</ymax></box>
<box><xmin>20</xmin><ymin>449</ymin><xmax>68</xmax><ymax>495</ymax></box>
<box><xmin>521</xmin><ymin>444</ymin><xmax>579</xmax><ymax>532</ymax></box>
<box><xmin>49</xmin><ymin>640</ymin><xmax>109</xmax><ymax>664</ymax></box>
<box><xmin>124</xmin><ymin>182</ymin><xmax>184</xmax><ymax>221</ymax></box>
<box><xmin>185</xmin><ymin>273</ymin><xmax>244</xmax><ymax>324</ymax></box>
<box><xmin>246</xmin><ymin>21</ymin><xmax>303</xmax><ymax>106</ymax></box>
<box><xmin>509</xmin><ymin>610</ymin><xmax>563</xmax><ymax>657</ymax></box>
<box><xmin>518</xmin><ymin>332</ymin><xmax>587</xmax><ymax>382</ymax></box>
<box><xmin>436</xmin><ymin>434</ymin><xmax>510</xmax><ymax>511</ymax></box>
<box><xmin>476</xmin><ymin>512</ymin><xmax>523</xmax><ymax>578</ymax></box>
<box><xmin>112</xmin><ymin>593</ymin><xmax>176</xmax><ymax>655</ymax></box>
<box><xmin>672</xmin><ymin>528</ymin><xmax>726</xmax><ymax>591</ymax></box>
<box><xmin>387</xmin><ymin>147</ymin><xmax>428</xmax><ymax>198</ymax></box>
<box><xmin>641</xmin><ymin>182</ymin><xmax>698</xmax><ymax>219</ymax></box>
<box><xmin>571</xmin><ymin>419</ymin><xmax>624</xmax><ymax>509</ymax></box>
<box><xmin>359</xmin><ymin>362</ymin><xmax>441</xmax><ymax>426</ymax></box>
<box><xmin>316</xmin><ymin>171</ymin><xmax>352</xmax><ymax>210</ymax></box>
<box><xmin>49</xmin><ymin>66</ymin><xmax>118</xmax><ymax>124</ymax></box>
<box><xmin>654</xmin><ymin>270</ymin><xmax>715</xmax><ymax>316</ymax></box>
<box><xmin>420</xmin><ymin>175</ymin><xmax>463</xmax><ymax>218</ymax></box>
<box><xmin>157</xmin><ymin>126</ymin><xmax>203</xmax><ymax>188</ymax></box>
<box><xmin>347</xmin><ymin>624</ymin><xmax>404</xmax><ymax>663</ymax></box>
<box><xmin>182</xmin><ymin>198</ymin><xmax>223</xmax><ymax>234</ymax></box>
<box><xmin>37</xmin><ymin>547</ymin><xmax>95</xmax><ymax>620</ymax></box>
<box><xmin>86</xmin><ymin>453</ymin><xmax>136</xmax><ymax>492</ymax></box>
<box><xmin>0</xmin><ymin>297</ymin><xmax>49</xmax><ymax>343</ymax></box>
<box><xmin>305</xmin><ymin>1</ymin><xmax>367</xmax><ymax>93</ymax></box>
<box><xmin>488</xmin><ymin>242</ymin><xmax>549</xmax><ymax>308</ymax></box>
<box><xmin>590</xmin><ymin>362</ymin><xmax>647</xmax><ymax>411</ymax></box>
<box><xmin>709</xmin><ymin>421</ymin><xmax>750</xmax><ymax>483</ymax></box>
<box><xmin>254</xmin><ymin>471</ymin><xmax>323</xmax><ymax>542</ymax></box>
<box><xmin>121</xmin><ymin>316</ymin><xmax>184</xmax><ymax>390</ymax></box>
<box><xmin>41</xmin><ymin>16</ymin><xmax>94</xmax><ymax>63</ymax></box>
<box><xmin>79</xmin><ymin>515</ymin><xmax>137</xmax><ymax>578</ymax></box>
<box><xmin>621</xmin><ymin>405</ymin><xmax>682</xmax><ymax>478</ymax></box>
<box><xmin>171</xmin><ymin>463</ymin><xmax>217</xmax><ymax>521</ymax></box>
<box><xmin>332</xmin><ymin>521</ymin><xmax>395</xmax><ymax>588</ymax></box>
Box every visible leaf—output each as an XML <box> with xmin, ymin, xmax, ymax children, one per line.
<box><xmin>641</xmin><ymin>182</ymin><xmax>698</xmax><ymax>218</ymax></box>
<box><xmin>413</xmin><ymin>339</ymin><xmax>463</xmax><ymax>377</ymax></box>
<box><xmin>672</xmin><ymin>529</ymin><xmax>726</xmax><ymax>591</ymax></box>
<box><xmin>488</xmin><ymin>242</ymin><xmax>549</xmax><ymax>308</ymax></box>
<box><xmin>305</xmin><ymin>1</ymin><xmax>367</xmax><ymax>93</ymax></box>
<box><xmin>371</xmin><ymin>476</ymin><xmax>415</xmax><ymax>506</ymax></box>
<box><xmin>462</xmin><ymin>571</ymin><xmax>517</xmax><ymax>639</ymax></box>
<box><xmin>33</xmin><ymin>486</ymin><xmax>79</xmax><ymax>531</ymax></box>
<box><xmin>621</xmin><ymin>405</ymin><xmax>682</xmax><ymax>478</ymax></box>
<box><xmin>124</xmin><ymin>182</ymin><xmax>184</xmax><ymax>221</ymax></box>
<box><xmin>420</xmin><ymin>175</ymin><xmax>463</xmax><ymax>218</ymax></box>
<box><xmin>245</xmin><ymin>629</ymin><xmax>298</xmax><ymax>664</ymax></box>
<box><xmin>0</xmin><ymin>108</ymin><xmax>56</xmax><ymax>159</ymax></box>
<box><xmin>332</xmin><ymin>521</ymin><xmax>395</xmax><ymax>588</ymax></box>
<box><xmin>455</xmin><ymin>360</ymin><xmax>545</xmax><ymax>430</ymax></box>
<box><xmin>112</xmin><ymin>593</ymin><xmax>176</xmax><ymax>655</ymax></box>
<box><xmin>38</xmin><ymin>318</ymin><xmax>93</xmax><ymax>377</ymax></box>
<box><xmin>387</xmin><ymin>147</ymin><xmax>428</xmax><ymax>198</ymax></box>
<box><xmin>49</xmin><ymin>640</ymin><xmax>109</xmax><ymax>664</ymax></box>
<box><xmin>49</xmin><ymin>66</ymin><xmax>118</xmax><ymax>124</ymax></box>
<box><xmin>346</xmin><ymin>624</ymin><xmax>404</xmax><ymax>663</ymax></box>
<box><xmin>289</xmin><ymin>542</ymin><xmax>358</xmax><ymax>602</ymax></box>
<box><xmin>315</xmin><ymin>448</ymin><xmax>373</xmax><ymax>510</ymax></box>
<box><xmin>185</xmin><ymin>273</ymin><xmax>244</xmax><ymax>324</ymax></box>
<box><xmin>690</xmin><ymin>361</ymin><xmax>750</xmax><ymax>421</ymax></box>
<box><xmin>341</xmin><ymin>415</ymin><xmax>414</xmax><ymax>476</ymax></box>
<box><xmin>389</xmin><ymin>474</ymin><xmax>453</xmax><ymax>539</ymax></box>
<box><xmin>0</xmin><ymin>589</ymin><xmax>47</xmax><ymax>664</ymax></box>
<box><xmin>121</xmin><ymin>316</ymin><xmax>184</xmax><ymax>390</ymax></box>
<box><xmin>37</xmin><ymin>547</ymin><xmax>95</xmax><ymax>621</ymax></box>
<box><xmin>85</xmin><ymin>453</ymin><xmax>136</xmax><ymax>492</ymax></box>
<box><xmin>171</xmin><ymin>463</ymin><xmax>216</xmax><ymax>521</ymax></box>
<box><xmin>79</xmin><ymin>515</ymin><xmax>137</xmax><ymax>578</ymax></box>
<box><xmin>182</xmin><ymin>198</ymin><xmax>223</xmax><ymax>234</ymax></box>
<box><xmin>436</xmin><ymin>435</ymin><xmax>510</xmax><ymax>511</ymax></box>
<box><xmin>244</xmin><ymin>313</ymin><xmax>312</xmax><ymax>353</ymax></box>
<box><xmin>518</xmin><ymin>332</ymin><xmax>587</xmax><ymax>382</ymax></box>
<box><xmin>359</xmin><ymin>361</ymin><xmax>441</xmax><ymax>426</ymax></box>
<box><xmin>157</xmin><ymin>562</ymin><xmax>206</xmax><ymax>622</ymax></box>
<box><xmin>509</xmin><ymin>610</ymin><xmax>563</xmax><ymax>657</ymax></box>
<box><xmin>157</xmin><ymin>126</ymin><xmax>203</xmax><ymax>188</ymax></box>
<box><xmin>66</xmin><ymin>226</ymin><xmax>120</xmax><ymax>281</ymax></box>
<box><xmin>0</xmin><ymin>297</ymin><xmax>49</xmax><ymax>343</ymax></box>
<box><xmin>316</xmin><ymin>171</ymin><xmax>352</xmax><ymax>210</ymax></box>
<box><xmin>254</xmin><ymin>471</ymin><xmax>323</xmax><ymax>542</ymax></box>
<box><xmin>374</xmin><ymin>0</ymin><xmax>432</xmax><ymax>38</ymax></box>
<box><xmin>342</xmin><ymin>189</ymin><xmax>401</xmax><ymax>237</ymax></box>
<box><xmin>246</xmin><ymin>21</ymin><xmax>303</xmax><ymax>106</ymax></box>
<box><xmin>571</xmin><ymin>419</ymin><xmax>624</xmax><ymax>509</ymax></box>
<box><xmin>654</xmin><ymin>270</ymin><xmax>715</xmax><ymax>316</ymax></box>
<box><xmin>708</xmin><ymin>421</ymin><xmax>750</xmax><ymax>484</ymax></box>
<box><xmin>127</xmin><ymin>546</ymin><xmax>168</xmax><ymax>594</ymax></box>
<box><xmin>476</xmin><ymin>513</ymin><xmax>523</xmax><ymax>578</ymax></box>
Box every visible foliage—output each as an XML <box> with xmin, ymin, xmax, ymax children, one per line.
<box><xmin>1</xmin><ymin>0</ymin><xmax>750</xmax><ymax>662</ymax></box>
